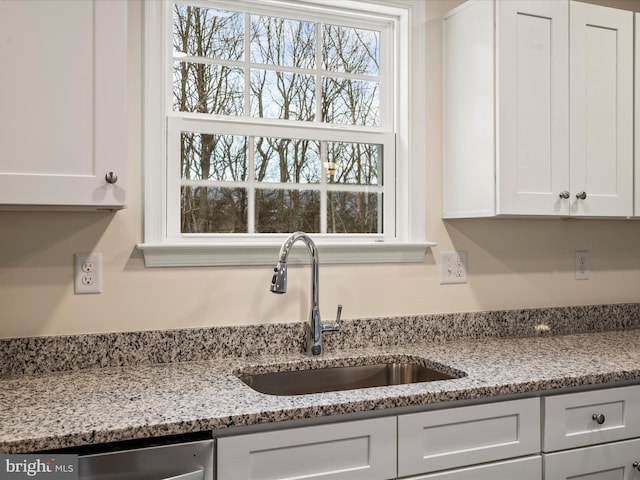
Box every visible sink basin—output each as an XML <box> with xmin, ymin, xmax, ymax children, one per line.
<box><xmin>238</xmin><ymin>359</ymin><xmax>463</xmax><ymax>396</ymax></box>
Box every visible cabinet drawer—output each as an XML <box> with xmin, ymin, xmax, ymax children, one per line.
<box><xmin>404</xmin><ymin>455</ymin><xmax>541</xmax><ymax>480</ymax></box>
<box><xmin>397</xmin><ymin>397</ymin><xmax>540</xmax><ymax>477</ymax></box>
<box><xmin>543</xmin><ymin>437</ymin><xmax>640</xmax><ymax>479</ymax></box>
<box><xmin>217</xmin><ymin>417</ymin><xmax>396</xmax><ymax>480</ymax></box>
<box><xmin>543</xmin><ymin>385</ymin><xmax>640</xmax><ymax>452</ymax></box>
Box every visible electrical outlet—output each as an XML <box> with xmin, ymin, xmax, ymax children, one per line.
<box><xmin>441</xmin><ymin>251</ymin><xmax>468</xmax><ymax>284</ymax></box>
<box><xmin>74</xmin><ymin>253</ymin><xmax>102</xmax><ymax>294</ymax></box>
<box><xmin>575</xmin><ymin>250</ymin><xmax>589</xmax><ymax>280</ymax></box>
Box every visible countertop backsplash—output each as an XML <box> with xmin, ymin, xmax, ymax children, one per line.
<box><xmin>2</xmin><ymin>303</ymin><xmax>640</xmax><ymax>378</ymax></box>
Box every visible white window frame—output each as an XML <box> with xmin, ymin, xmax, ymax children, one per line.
<box><xmin>139</xmin><ymin>0</ymin><xmax>434</xmax><ymax>266</ymax></box>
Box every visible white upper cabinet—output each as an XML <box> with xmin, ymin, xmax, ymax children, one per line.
<box><xmin>0</xmin><ymin>0</ymin><xmax>127</xmax><ymax>210</ymax></box>
<box><xmin>443</xmin><ymin>0</ymin><xmax>633</xmax><ymax>218</ymax></box>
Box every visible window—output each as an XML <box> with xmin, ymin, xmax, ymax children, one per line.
<box><xmin>140</xmin><ymin>0</ymin><xmax>432</xmax><ymax>266</ymax></box>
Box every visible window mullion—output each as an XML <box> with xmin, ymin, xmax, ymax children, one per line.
<box><xmin>244</xmin><ymin>12</ymin><xmax>251</xmax><ymax>117</ymax></box>
<box><xmin>316</xmin><ymin>20</ymin><xmax>326</xmax><ymax>234</ymax></box>
<box><xmin>315</xmin><ymin>20</ymin><xmax>323</xmax><ymax>124</ymax></box>
<box><xmin>245</xmin><ymin>10</ymin><xmax>255</xmax><ymax>234</ymax></box>
<box><xmin>247</xmin><ymin>136</ymin><xmax>256</xmax><ymax>233</ymax></box>
<box><xmin>320</xmin><ymin>141</ymin><xmax>328</xmax><ymax>234</ymax></box>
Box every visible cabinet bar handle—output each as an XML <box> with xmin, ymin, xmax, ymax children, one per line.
<box><xmin>162</xmin><ymin>470</ymin><xmax>204</xmax><ymax>480</ymax></box>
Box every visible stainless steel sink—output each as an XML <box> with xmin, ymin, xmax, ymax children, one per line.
<box><xmin>238</xmin><ymin>361</ymin><xmax>462</xmax><ymax>396</ymax></box>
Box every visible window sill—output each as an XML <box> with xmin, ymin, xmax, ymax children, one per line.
<box><xmin>137</xmin><ymin>241</ymin><xmax>435</xmax><ymax>267</ymax></box>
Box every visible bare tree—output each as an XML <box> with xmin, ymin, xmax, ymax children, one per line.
<box><xmin>174</xmin><ymin>5</ymin><xmax>245</xmax><ymax>232</ymax></box>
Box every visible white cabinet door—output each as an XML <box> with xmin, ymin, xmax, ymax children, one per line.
<box><xmin>569</xmin><ymin>2</ymin><xmax>633</xmax><ymax>217</ymax></box>
<box><xmin>217</xmin><ymin>417</ymin><xmax>396</xmax><ymax>480</ymax></box>
<box><xmin>0</xmin><ymin>0</ymin><xmax>126</xmax><ymax>209</ymax></box>
<box><xmin>543</xmin><ymin>385</ymin><xmax>640</xmax><ymax>452</ymax></box>
<box><xmin>404</xmin><ymin>455</ymin><xmax>541</xmax><ymax>480</ymax></box>
<box><xmin>497</xmin><ymin>0</ymin><xmax>569</xmax><ymax>216</ymax></box>
<box><xmin>397</xmin><ymin>397</ymin><xmax>540</xmax><ymax>478</ymax></box>
<box><xmin>544</xmin><ymin>438</ymin><xmax>640</xmax><ymax>480</ymax></box>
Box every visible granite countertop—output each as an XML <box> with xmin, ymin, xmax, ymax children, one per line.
<box><xmin>2</xmin><ymin>327</ymin><xmax>640</xmax><ymax>454</ymax></box>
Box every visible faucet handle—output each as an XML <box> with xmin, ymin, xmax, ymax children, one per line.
<box><xmin>323</xmin><ymin>304</ymin><xmax>342</xmax><ymax>333</ymax></box>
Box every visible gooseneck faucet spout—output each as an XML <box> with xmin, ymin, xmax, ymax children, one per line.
<box><xmin>270</xmin><ymin>232</ymin><xmax>341</xmax><ymax>356</ymax></box>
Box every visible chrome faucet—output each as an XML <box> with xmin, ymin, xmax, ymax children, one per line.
<box><xmin>270</xmin><ymin>232</ymin><xmax>341</xmax><ymax>356</ymax></box>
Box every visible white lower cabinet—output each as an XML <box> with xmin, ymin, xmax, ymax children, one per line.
<box><xmin>543</xmin><ymin>438</ymin><xmax>640</xmax><ymax>479</ymax></box>
<box><xmin>542</xmin><ymin>385</ymin><xmax>640</xmax><ymax>480</ymax></box>
<box><xmin>216</xmin><ymin>398</ymin><xmax>540</xmax><ymax>480</ymax></box>
<box><xmin>543</xmin><ymin>385</ymin><xmax>640</xmax><ymax>452</ymax></box>
<box><xmin>217</xmin><ymin>417</ymin><xmax>397</xmax><ymax>480</ymax></box>
<box><xmin>397</xmin><ymin>398</ymin><xmax>540</xmax><ymax>477</ymax></box>
<box><xmin>215</xmin><ymin>385</ymin><xmax>640</xmax><ymax>480</ymax></box>
<box><xmin>403</xmin><ymin>455</ymin><xmax>541</xmax><ymax>480</ymax></box>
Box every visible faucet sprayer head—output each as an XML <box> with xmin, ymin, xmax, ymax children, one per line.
<box><xmin>270</xmin><ymin>261</ymin><xmax>287</xmax><ymax>294</ymax></box>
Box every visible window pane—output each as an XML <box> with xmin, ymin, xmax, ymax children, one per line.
<box><xmin>174</xmin><ymin>62</ymin><xmax>244</xmax><ymax>115</ymax></box>
<box><xmin>181</xmin><ymin>133</ymin><xmax>246</xmax><ymax>181</ymax></box>
<box><xmin>323</xmin><ymin>24</ymin><xmax>379</xmax><ymax>76</ymax></box>
<box><xmin>322</xmin><ymin>77</ymin><xmax>379</xmax><ymax>126</ymax></box>
<box><xmin>255</xmin><ymin>137</ymin><xmax>320</xmax><ymax>183</ymax></box>
<box><xmin>327</xmin><ymin>192</ymin><xmax>381</xmax><ymax>233</ymax></box>
<box><xmin>256</xmin><ymin>189</ymin><xmax>320</xmax><ymax>233</ymax></box>
<box><xmin>326</xmin><ymin>142</ymin><xmax>381</xmax><ymax>185</ymax></box>
<box><xmin>173</xmin><ymin>5</ymin><xmax>244</xmax><ymax>61</ymax></box>
<box><xmin>251</xmin><ymin>70</ymin><xmax>315</xmax><ymax>120</ymax></box>
<box><xmin>181</xmin><ymin>186</ymin><xmax>247</xmax><ymax>233</ymax></box>
<box><xmin>251</xmin><ymin>15</ymin><xmax>315</xmax><ymax>68</ymax></box>
<box><xmin>165</xmin><ymin>4</ymin><xmax>395</xmax><ymax>241</ymax></box>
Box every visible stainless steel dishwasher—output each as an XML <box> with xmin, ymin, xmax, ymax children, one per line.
<box><xmin>78</xmin><ymin>439</ymin><xmax>214</xmax><ymax>480</ymax></box>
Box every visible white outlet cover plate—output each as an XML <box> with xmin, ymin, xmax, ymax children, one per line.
<box><xmin>441</xmin><ymin>251</ymin><xmax>468</xmax><ymax>284</ymax></box>
<box><xmin>575</xmin><ymin>250</ymin><xmax>589</xmax><ymax>280</ymax></box>
<box><xmin>74</xmin><ymin>253</ymin><xmax>102</xmax><ymax>294</ymax></box>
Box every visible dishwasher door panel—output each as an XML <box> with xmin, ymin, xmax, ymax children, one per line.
<box><xmin>78</xmin><ymin>439</ymin><xmax>214</xmax><ymax>480</ymax></box>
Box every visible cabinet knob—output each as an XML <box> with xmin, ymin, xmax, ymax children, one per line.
<box><xmin>592</xmin><ymin>413</ymin><xmax>605</xmax><ymax>424</ymax></box>
<box><xmin>105</xmin><ymin>172</ymin><xmax>118</xmax><ymax>184</ymax></box>
<box><xmin>633</xmin><ymin>461</ymin><xmax>640</xmax><ymax>471</ymax></box>
<box><xmin>558</xmin><ymin>191</ymin><xmax>570</xmax><ymax>199</ymax></box>
<box><xmin>576</xmin><ymin>191</ymin><xmax>587</xmax><ymax>200</ymax></box>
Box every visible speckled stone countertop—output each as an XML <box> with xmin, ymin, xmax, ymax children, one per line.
<box><xmin>2</xmin><ymin>327</ymin><xmax>640</xmax><ymax>454</ymax></box>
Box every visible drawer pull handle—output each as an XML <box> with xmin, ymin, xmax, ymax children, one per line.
<box><xmin>633</xmin><ymin>461</ymin><xmax>640</xmax><ymax>471</ymax></box>
<box><xmin>592</xmin><ymin>413</ymin><xmax>606</xmax><ymax>424</ymax></box>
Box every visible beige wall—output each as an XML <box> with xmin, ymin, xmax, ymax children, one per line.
<box><xmin>2</xmin><ymin>0</ymin><xmax>640</xmax><ymax>339</ymax></box>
